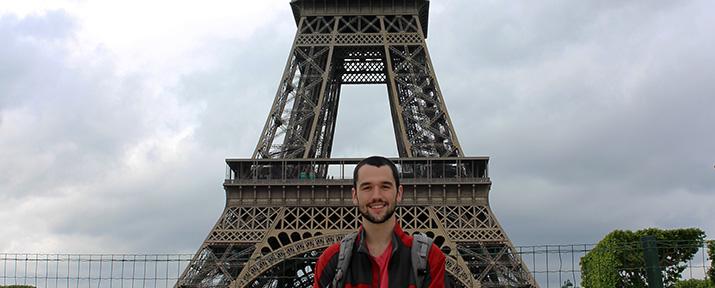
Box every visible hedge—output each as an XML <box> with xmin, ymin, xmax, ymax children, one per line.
<box><xmin>580</xmin><ymin>228</ymin><xmax>705</xmax><ymax>288</ymax></box>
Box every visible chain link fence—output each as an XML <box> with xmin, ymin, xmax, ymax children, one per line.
<box><xmin>518</xmin><ymin>242</ymin><xmax>712</xmax><ymax>287</ymax></box>
<box><xmin>1</xmin><ymin>254</ymin><xmax>192</xmax><ymax>288</ymax></box>
<box><xmin>1</xmin><ymin>242</ymin><xmax>711</xmax><ymax>288</ymax></box>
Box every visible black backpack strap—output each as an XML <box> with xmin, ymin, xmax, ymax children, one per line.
<box><xmin>331</xmin><ymin>231</ymin><xmax>358</xmax><ymax>288</ymax></box>
<box><xmin>411</xmin><ymin>233</ymin><xmax>434</xmax><ymax>288</ymax></box>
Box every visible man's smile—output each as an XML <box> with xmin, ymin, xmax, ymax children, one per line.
<box><xmin>368</xmin><ymin>202</ymin><xmax>387</xmax><ymax>209</ymax></box>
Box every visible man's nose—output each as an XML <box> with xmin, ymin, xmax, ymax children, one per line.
<box><xmin>368</xmin><ymin>186</ymin><xmax>384</xmax><ymax>199</ymax></box>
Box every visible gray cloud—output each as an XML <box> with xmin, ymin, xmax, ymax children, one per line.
<box><xmin>428</xmin><ymin>0</ymin><xmax>715</xmax><ymax>244</ymax></box>
<box><xmin>1</xmin><ymin>0</ymin><xmax>714</xmax><ymax>255</ymax></box>
<box><xmin>0</xmin><ymin>10</ymin><xmax>220</xmax><ymax>252</ymax></box>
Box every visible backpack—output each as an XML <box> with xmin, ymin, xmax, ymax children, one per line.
<box><xmin>331</xmin><ymin>231</ymin><xmax>434</xmax><ymax>288</ymax></box>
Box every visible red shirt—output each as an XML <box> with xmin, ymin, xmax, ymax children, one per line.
<box><xmin>313</xmin><ymin>223</ymin><xmax>446</xmax><ymax>288</ymax></box>
<box><xmin>371</xmin><ymin>241</ymin><xmax>392</xmax><ymax>288</ymax></box>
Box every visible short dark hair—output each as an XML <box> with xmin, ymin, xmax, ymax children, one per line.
<box><xmin>353</xmin><ymin>156</ymin><xmax>400</xmax><ymax>187</ymax></box>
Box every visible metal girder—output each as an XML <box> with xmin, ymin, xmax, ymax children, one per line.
<box><xmin>179</xmin><ymin>158</ymin><xmax>538</xmax><ymax>288</ymax></box>
<box><xmin>179</xmin><ymin>204</ymin><xmax>536</xmax><ymax>288</ymax></box>
<box><xmin>252</xmin><ymin>14</ymin><xmax>462</xmax><ymax>159</ymax></box>
<box><xmin>182</xmin><ymin>2</ymin><xmax>538</xmax><ymax>287</ymax></box>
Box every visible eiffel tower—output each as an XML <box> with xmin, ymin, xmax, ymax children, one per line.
<box><xmin>177</xmin><ymin>1</ymin><xmax>538</xmax><ymax>287</ymax></box>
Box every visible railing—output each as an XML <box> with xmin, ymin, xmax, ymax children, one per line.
<box><xmin>0</xmin><ymin>254</ymin><xmax>192</xmax><ymax>288</ymax></box>
<box><xmin>224</xmin><ymin>157</ymin><xmax>490</xmax><ymax>183</ymax></box>
<box><xmin>223</xmin><ymin>176</ymin><xmax>491</xmax><ymax>185</ymax></box>
<box><xmin>520</xmin><ymin>241</ymin><xmax>713</xmax><ymax>288</ymax></box>
<box><xmin>1</xmin><ymin>242</ymin><xmax>711</xmax><ymax>288</ymax></box>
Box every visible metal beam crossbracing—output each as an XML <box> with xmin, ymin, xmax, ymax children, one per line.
<box><xmin>252</xmin><ymin>14</ymin><xmax>462</xmax><ymax>160</ymax></box>
<box><xmin>182</xmin><ymin>1</ymin><xmax>539</xmax><ymax>287</ymax></box>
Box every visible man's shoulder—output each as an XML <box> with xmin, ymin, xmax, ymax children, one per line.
<box><xmin>427</xmin><ymin>241</ymin><xmax>446</xmax><ymax>267</ymax></box>
<box><xmin>313</xmin><ymin>241</ymin><xmax>343</xmax><ymax>287</ymax></box>
<box><xmin>318</xmin><ymin>231</ymin><xmax>361</xmax><ymax>265</ymax></box>
<box><xmin>317</xmin><ymin>241</ymin><xmax>341</xmax><ymax>264</ymax></box>
<box><xmin>324</xmin><ymin>241</ymin><xmax>341</xmax><ymax>255</ymax></box>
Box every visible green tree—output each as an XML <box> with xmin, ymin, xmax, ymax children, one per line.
<box><xmin>674</xmin><ymin>279</ymin><xmax>715</xmax><ymax>288</ymax></box>
<box><xmin>708</xmin><ymin>240</ymin><xmax>715</xmax><ymax>285</ymax></box>
<box><xmin>580</xmin><ymin>228</ymin><xmax>705</xmax><ymax>288</ymax></box>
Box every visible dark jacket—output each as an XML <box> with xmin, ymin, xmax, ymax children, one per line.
<box><xmin>313</xmin><ymin>223</ymin><xmax>446</xmax><ymax>288</ymax></box>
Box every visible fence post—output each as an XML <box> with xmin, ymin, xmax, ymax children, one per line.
<box><xmin>641</xmin><ymin>236</ymin><xmax>663</xmax><ymax>288</ymax></box>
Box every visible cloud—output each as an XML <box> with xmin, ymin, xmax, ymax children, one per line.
<box><xmin>428</xmin><ymin>0</ymin><xmax>715</xmax><ymax>244</ymax></box>
<box><xmin>0</xmin><ymin>1</ymin><xmax>302</xmax><ymax>253</ymax></box>
<box><xmin>0</xmin><ymin>0</ymin><xmax>714</xmax><ymax>256</ymax></box>
<box><xmin>0</xmin><ymin>9</ymin><xmax>217</xmax><ymax>252</ymax></box>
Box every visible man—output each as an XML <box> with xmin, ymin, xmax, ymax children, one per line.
<box><xmin>313</xmin><ymin>156</ymin><xmax>446</xmax><ymax>287</ymax></box>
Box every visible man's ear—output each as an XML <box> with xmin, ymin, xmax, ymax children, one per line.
<box><xmin>351</xmin><ymin>187</ymin><xmax>358</xmax><ymax>205</ymax></box>
<box><xmin>396</xmin><ymin>185</ymin><xmax>404</xmax><ymax>202</ymax></box>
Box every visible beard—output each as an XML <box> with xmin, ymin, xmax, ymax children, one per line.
<box><xmin>358</xmin><ymin>200</ymin><xmax>397</xmax><ymax>224</ymax></box>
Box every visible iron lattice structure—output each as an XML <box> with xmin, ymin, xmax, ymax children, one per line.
<box><xmin>177</xmin><ymin>1</ymin><xmax>538</xmax><ymax>287</ymax></box>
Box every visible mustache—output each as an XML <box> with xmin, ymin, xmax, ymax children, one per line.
<box><xmin>367</xmin><ymin>200</ymin><xmax>388</xmax><ymax>205</ymax></box>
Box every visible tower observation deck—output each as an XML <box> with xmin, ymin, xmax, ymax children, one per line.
<box><xmin>177</xmin><ymin>1</ymin><xmax>538</xmax><ymax>287</ymax></box>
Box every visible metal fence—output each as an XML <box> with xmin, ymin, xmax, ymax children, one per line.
<box><xmin>1</xmin><ymin>242</ymin><xmax>712</xmax><ymax>288</ymax></box>
<box><xmin>519</xmin><ymin>242</ymin><xmax>712</xmax><ymax>287</ymax></box>
<box><xmin>0</xmin><ymin>254</ymin><xmax>192</xmax><ymax>288</ymax></box>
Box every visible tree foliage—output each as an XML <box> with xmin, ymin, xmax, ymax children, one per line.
<box><xmin>580</xmin><ymin>228</ymin><xmax>705</xmax><ymax>288</ymax></box>
<box><xmin>708</xmin><ymin>240</ymin><xmax>715</xmax><ymax>285</ymax></box>
<box><xmin>674</xmin><ymin>279</ymin><xmax>715</xmax><ymax>288</ymax></box>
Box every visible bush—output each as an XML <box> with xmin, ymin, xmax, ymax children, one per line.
<box><xmin>675</xmin><ymin>279</ymin><xmax>715</xmax><ymax>288</ymax></box>
<box><xmin>580</xmin><ymin>228</ymin><xmax>705</xmax><ymax>288</ymax></box>
<box><xmin>708</xmin><ymin>240</ymin><xmax>715</xmax><ymax>285</ymax></box>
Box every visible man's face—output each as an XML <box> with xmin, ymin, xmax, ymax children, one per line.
<box><xmin>352</xmin><ymin>165</ymin><xmax>403</xmax><ymax>224</ymax></box>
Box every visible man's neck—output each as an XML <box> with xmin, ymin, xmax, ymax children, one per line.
<box><xmin>363</xmin><ymin>216</ymin><xmax>396</xmax><ymax>257</ymax></box>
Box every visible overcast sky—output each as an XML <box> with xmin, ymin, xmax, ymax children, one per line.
<box><xmin>1</xmin><ymin>0</ymin><xmax>713</xmax><ymax>254</ymax></box>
